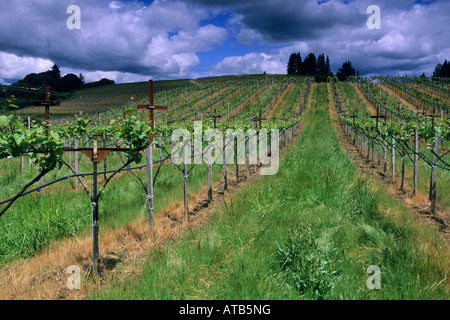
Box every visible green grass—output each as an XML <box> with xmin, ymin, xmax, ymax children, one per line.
<box><xmin>271</xmin><ymin>81</ymin><xmax>302</xmax><ymax>118</ymax></box>
<box><xmin>91</xmin><ymin>83</ymin><xmax>450</xmax><ymax>300</ymax></box>
<box><xmin>0</xmin><ymin>148</ymin><xmax>225</xmax><ymax>264</ymax></box>
<box><xmin>338</xmin><ymin>82</ymin><xmax>373</xmax><ymax>117</ymax></box>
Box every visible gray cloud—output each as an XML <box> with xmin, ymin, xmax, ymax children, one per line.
<box><xmin>208</xmin><ymin>0</ymin><xmax>449</xmax><ymax>77</ymax></box>
<box><xmin>0</xmin><ymin>0</ymin><xmax>448</xmax><ymax>84</ymax></box>
<box><xmin>190</xmin><ymin>0</ymin><xmax>364</xmax><ymax>43</ymax></box>
<box><xmin>0</xmin><ymin>0</ymin><xmax>227</xmax><ymax>82</ymax></box>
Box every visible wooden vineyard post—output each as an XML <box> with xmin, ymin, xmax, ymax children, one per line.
<box><xmin>391</xmin><ymin>136</ymin><xmax>396</xmax><ymax>182</ymax></box>
<box><xmin>378</xmin><ymin>133</ymin><xmax>381</xmax><ymax>165</ymax></box>
<box><xmin>246</xmin><ymin>137</ymin><xmax>251</xmax><ymax>178</ymax></box>
<box><xmin>223</xmin><ymin>138</ymin><xmax>228</xmax><ymax>193</ymax></box>
<box><xmin>20</xmin><ymin>152</ymin><xmax>24</xmax><ymax>173</ymax></box>
<box><xmin>206</xmin><ymin>112</ymin><xmax>221</xmax><ymax>201</ymax></box>
<box><xmin>371</xmin><ymin>137</ymin><xmax>375</xmax><ymax>163</ymax></box>
<box><xmin>159</xmin><ymin>136</ymin><xmax>162</xmax><ymax>161</ymax></box>
<box><xmin>73</xmin><ymin>139</ymin><xmax>117</xmax><ymax>275</ymax></box>
<box><xmin>208</xmin><ymin>150</ymin><xmax>213</xmax><ymax>202</ymax></box>
<box><xmin>252</xmin><ymin>110</ymin><xmax>266</xmax><ymax>173</ymax></box>
<box><xmin>91</xmin><ymin>139</ymin><xmax>99</xmax><ymax>276</ymax></box>
<box><xmin>370</xmin><ymin>107</ymin><xmax>385</xmax><ymax>166</ymax></box>
<box><xmin>74</xmin><ymin>139</ymin><xmax>79</xmax><ymax>188</ymax></box>
<box><xmin>365</xmin><ymin>134</ymin><xmax>369</xmax><ymax>160</ymax></box>
<box><xmin>32</xmin><ymin>86</ymin><xmax>61</xmax><ymax>135</ymax></box>
<box><xmin>430</xmin><ymin>134</ymin><xmax>439</xmax><ymax>216</ymax></box>
<box><xmin>349</xmin><ymin>112</ymin><xmax>358</xmax><ymax>146</ymax></box>
<box><xmin>422</xmin><ymin>110</ymin><xmax>441</xmax><ymax>211</ymax></box>
<box><xmin>68</xmin><ymin>137</ymin><xmax>72</xmax><ymax>164</ymax></box>
<box><xmin>235</xmin><ymin>142</ymin><xmax>239</xmax><ymax>186</ymax></box>
<box><xmin>32</xmin><ymin>86</ymin><xmax>60</xmax><ymax>190</ymax></box>
<box><xmin>209</xmin><ymin>110</ymin><xmax>221</xmax><ymax>131</ymax></box>
<box><xmin>145</xmin><ymin>144</ymin><xmax>155</xmax><ymax>237</ymax></box>
<box><xmin>401</xmin><ymin>145</ymin><xmax>406</xmax><ymax>191</ymax></box>
<box><xmin>413</xmin><ymin>124</ymin><xmax>419</xmax><ymax>196</ymax></box>
<box><xmin>137</xmin><ymin>80</ymin><xmax>168</xmax><ymax>232</ymax></box>
<box><xmin>103</xmin><ymin>137</ymin><xmax>108</xmax><ymax>180</ymax></box>
<box><xmin>184</xmin><ymin>160</ymin><xmax>189</xmax><ymax>221</ymax></box>
<box><xmin>384</xmin><ymin>126</ymin><xmax>388</xmax><ymax>174</ymax></box>
<box><xmin>253</xmin><ymin>109</ymin><xmax>266</xmax><ymax>130</ymax></box>
<box><xmin>28</xmin><ymin>118</ymin><xmax>32</xmax><ymax>168</ymax></box>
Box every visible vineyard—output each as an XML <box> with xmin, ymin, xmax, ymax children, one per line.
<box><xmin>0</xmin><ymin>74</ymin><xmax>449</xmax><ymax>300</ymax></box>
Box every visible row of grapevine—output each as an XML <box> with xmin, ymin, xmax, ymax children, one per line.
<box><xmin>330</xmin><ymin>77</ymin><xmax>449</xmax><ymax>217</ymax></box>
<box><xmin>0</xmin><ymin>77</ymin><xmax>311</xmax><ymax>273</ymax></box>
<box><xmin>374</xmin><ymin>76</ymin><xmax>449</xmax><ymax>114</ymax></box>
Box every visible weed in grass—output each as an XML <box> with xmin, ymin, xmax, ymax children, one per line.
<box><xmin>276</xmin><ymin>225</ymin><xmax>341</xmax><ymax>300</ymax></box>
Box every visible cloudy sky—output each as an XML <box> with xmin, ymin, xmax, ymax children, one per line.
<box><xmin>0</xmin><ymin>0</ymin><xmax>448</xmax><ymax>84</ymax></box>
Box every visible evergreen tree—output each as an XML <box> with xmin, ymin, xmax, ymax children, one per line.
<box><xmin>61</xmin><ymin>73</ymin><xmax>84</xmax><ymax>91</ymax></box>
<box><xmin>336</xmin><ymin>61</ymin><xmax>356</xmax><ymax>81</ymax></box>
<box><xmin>287</xmin><ymin>52</ymin><xmax>303</xmax><ymax>75</ymax></box>
<box><xmin>294</xmin><ymin>52</ymin><xmax>303</xmax><ymax>75</ymax></box>
<box><xmin>303</xmin><ymin>53</ymin><xmax>317</xmax><ymax>75</ymax></box>
<box><xmin>79</xmin><ymin>73</ymin><xmax>85</xmax><ymax>85</ymax></box>
<box><xmin>316</xmin><ymin>53</ymin><xmax>326</xmax><ymax>75</ymax></box>
<box><xmin>325</xmin><ymin>55</ymin><xmax>331</xmax><ymax>75</ymax></box>
<box><xmin>287</xmin><ymin>53</ymin><xmax>296</xmax><ymax>75</ymax></box>
<box><xmin>50</xmin><ymin>64</ymin><xmax>61</xmax><ymax>80</ymax></box>
<box><xmin>433</xmin><ymin>59</ymin><xmax>450</xmax><ymax>78</ymax></box>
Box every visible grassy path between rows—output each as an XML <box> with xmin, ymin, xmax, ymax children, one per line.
<box><xmin>92</xmin><ymin>83</ymin><xmax>449</xmax><ymax>300</ymax></box>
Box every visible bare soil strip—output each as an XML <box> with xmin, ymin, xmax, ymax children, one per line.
<box><xmin>228</xmin><ymin>85</ymin><xmax>272</xmax><ymax>120</ymax></box>
<box><xmin>203</xmin><ymin>85</ymin><xmax>248</xmax><ymax>116</ymax></box>
<box><xmin>349</xmin><ymin>82</ymin><xmax>377</xmax><ymax>115</ymax></box>
<box><xmin>377</xmin><ymin>83</ymin><xmax>419</xmax><ymax>112</ymax></box>
<box><xmin>193</xmin><ymin>86</ymin><xmax>231</xmax><ymax>110</ymax></box>
<box><xmin>264</xmin><ymin>84</ymin><xmax>295</xmax><ymax>119</ymax></box>
<box><xmin>327</xmin><ymin>83</ymin><xmax>450</xmax><ymax>245</ymax></box>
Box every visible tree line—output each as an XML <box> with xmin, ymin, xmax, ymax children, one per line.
<box><xmin>288</xmin><ymin>52</ymin><xmax>450</xmax><ymax>82</ymax></box>
<box><xmin>1</xmin><ymin>64</ymin><xmax>115</xmax><ymax>110</ymax></box>
<box><xmin>287</xmin><ymin>52</ymin><xmax>358</xmax><ymax>82</ymax></box>
<box><xmin>432</xmin><ymin>59</ymin><xmax>450</xmax><ymax>78</ymax></box>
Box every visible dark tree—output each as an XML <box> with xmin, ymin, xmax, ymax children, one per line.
<box><xmin>50</xmin><ymin>64</ymin><xmax>61</xmax><ymax>80</ymax></box>
<box><xmin>325</xmin><ymin>55</ymin><xmax>332</xmax><ymax>75</ymax></box>
<box><xmin>8</xmin><ymin>68</ymin><xmax>63</xmax><ymax>107</ymax></box>
<box><xmin>79</xmin><ymin>73</ymin><xmax>85</xmax><ymax>85</ymax></box>
<box><xmin>287</xmin><ymin>52</ymin><xmax>303</xmax><ymax>75</ymax></box>
<box><xmin>83</xmin><ymin>78</ymin><xmax>115</xmax><ymax>88</ymax></box>
<box><xmin>61</xmin><ymin>73</ymin><xmax>84</xmax><ymax>91</ymax></box>
<box><xmin>303</xmin><ymin>53</ymin><xmax>317</xmax><ymax>75</ymax></box>
<box><xmin>336</xmin><ymin>61</ymin><xmax>356</xmax><ymax>81</ymax></box>
<box><xmin>294</xmin><ymin>52</ymin><xmax>303</xmax><ymax>75</ymax></box>
<box><xmin>287</xmin><ymin>53</ymin><xmax>297</xmax><ymax>75</ymax></box>
<box><xmin>316</xmin><ymin>53</ymin><xmax>326</xmax><ymax>75</ymax></box>
<box><xmin>433</xmin><ymin>59</ymin><xmax>450</xmax><ymax>78</ymax></box>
